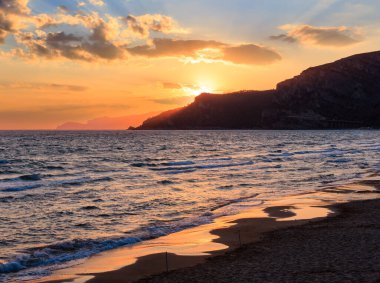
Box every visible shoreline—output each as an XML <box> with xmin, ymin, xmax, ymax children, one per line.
<box><xmin>26</xmin><ymin>176</ymin><xmax>380</xmax><ymax>283</ymax></box>
<box><xmin>140</xmin><ymin>197</ymin><xmax>380</xmax><ymax>283</ymax></box>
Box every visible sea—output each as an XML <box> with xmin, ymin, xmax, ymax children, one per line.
<box><xmin>0</xmin><ymin>130</ymin><xmax>379</xmax><ymax>282</ymax></box>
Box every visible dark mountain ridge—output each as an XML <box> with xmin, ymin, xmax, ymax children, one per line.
<box><xmin>137</xmin><ymin>51</ymin><xmax>380</xmax><ymax>129</ymax></box>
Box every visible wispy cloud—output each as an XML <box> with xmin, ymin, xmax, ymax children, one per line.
<box><xmin>150</xmin><ymin>96</ymin><xmax>194</xmax><ymax>105</ymax></box>
<box><xmin>162</xmin><ymin>82</ymin><xmax>182</xmax><ymax>89</ymax></box>
<box><xmin>297</xmin><ymin>0</ymin><xmax>340</xmax><ymax>23</ymax></box>
<box><xmin>0</xmin><ymin>82</ymin><xmax>88</xmax><ymax>92</ymax></box>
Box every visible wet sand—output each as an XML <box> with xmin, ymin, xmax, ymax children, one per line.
<box><xmin>31</xmin><ymin>178</ymin><xmax>380</xmax><ymax>283</ymax></box>
<box><xmin>140</xmin><ymin>198</ymin><xmax>380</xmax><ymax>283</ymax></box>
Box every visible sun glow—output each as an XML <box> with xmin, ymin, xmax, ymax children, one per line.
<box><xmin>186</xmin><ymin>86</ymin><xmax>213</xmax><ymax>96</ymax></box>
<box><xmin>182</xmin><ymin>81</ymin><xmax>217</xmax><ymax>96</ymax></box>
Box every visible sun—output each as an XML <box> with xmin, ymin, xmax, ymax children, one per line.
<box><xmin>183</xmin><ymin>84</ymin><xmax>215</xmax><ymax>96</ymax></box>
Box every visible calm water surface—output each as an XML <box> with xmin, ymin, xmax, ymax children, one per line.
<box><xmin>0</xmin><ymin>130</ymin><xmax>379</xmax><ymax>281</ymax></box>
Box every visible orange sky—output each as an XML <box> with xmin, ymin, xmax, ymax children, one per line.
<box><xmin>0</xmin><ymin>0</ymin><xmax>379</xmax><ymax>129</ymax></box>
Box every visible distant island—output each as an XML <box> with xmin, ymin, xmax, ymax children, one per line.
<box><xmin>57</xmin><ymin>112</ymin><xmax>159</xmax><ymax>130</ymax></box>
<box><xmin>135</xmin><ymin>51</ymin><xmax>380</xmax><ymax>130</ymax></box>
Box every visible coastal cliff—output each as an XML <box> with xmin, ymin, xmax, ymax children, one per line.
<box><xmin>137</xmin><ymin>51</ymin><xmax>380</xmax><ymax>129</ymax></box>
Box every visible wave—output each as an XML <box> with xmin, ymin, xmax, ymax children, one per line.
<box><xmin>0</xmin><ymin>219</ymin><xmax>206</xmax><ymax>276</ymax></box>
<box><xmin>131</xmin><ymin>161</ymin><xmax>195</xmax><ymax>168</ymax></box>
<box><xmin>151</xmin><ymin>160</ymin><xmax>254</xmax><ymax>174</ymax></box>
<box><xmin>0</xmin><ymin>176</ymin><xmax>113</xmax><ymax>193</ymax></box>
<box><xmin>0</xmin><ymin>174</ymin><xmax>42</xmax><ymax>183</ymax></box>
<box><xmin>161</xmin><ymin>168</ymin><xmax>197</xmax><ymax>175</ymax></box>
<box><xmin>163</xmin><ymin>161</ymin><xmax>195</xmax><ymax>166</ymax></box>
<box><xmin>44</xmin><ymin>166</ymin><xmax>64</xmax><ymax>170</ymax></box>
<box><xmin>0</xmin><ymin>237</ymin><xmax>140</xmax><ymax>274</ymax></box>
<box><xmin>52</xmin><ymin>176</ymin><xmax>113</xmax><ymax>187</ymax></box>
<box><xmin>131</xmin><ymin>158</ymin><xmax>234</xmax><ymax>169</ymax></box>
<box><xmin>0</xmin><ymin>191</ymin><xmax>263</xmax><ymax>278</ymax></box>
<box><xmin>19</xmin><ymin>174</ymin><xmax>42</xmax><ymax>181</ymax></box>
<box><xmin>158</xmin><ymin>180</ymin><xmax>175</xmax><ymax>185</ymax></box>
<box><xmin>1</xmin><ymin>184</ymin><xmax>42</xmax><ymax>192</ymax></box>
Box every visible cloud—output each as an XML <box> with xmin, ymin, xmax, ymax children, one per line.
<box><xmin>151</xmin><ymin>96</ymin><xmax>194</xmax><ymax>105</ymax></box>
<box><xmin>57</xmin><ymin>5</ymin><xmax>69</xmax><ymax>14</ymax></box>
<box><xmin>0</xmin><ymin>2</ymin><xmax>281</xmax><ymax>65</ymax></box>
<box><xmin>0</xmin><ymin>0</ymin><xmax>30</xmax><ymax>15</ymax></box>
<box><xmin>0</xmin><ymin>5</ymin><xmax>191</xmax><ymax>62</ymax></box>
<box><xmin>162</xmin><ymin>82</ymin><xmax>182</xmax><ymax>89</ymax></box>
<box><xmin>13</xmin><ymin>13</ymin><xmax>128</xmax><ymax>61</ymax></box>
<box><xmin>0</xmin><ymin>13</ymin><xmax>13</xmax><ymax>43</ymax></box>
<box><xmin>0</xmin><ymin>0</ymin><xmax>186</xmax><ymax>61</ymax></box>
<box><xmin>0</xmin><ymin>82</ymin><xmax>87</xmax><ymax>92</ymax></box>
<box><xmin>127</xmin><ymin>38</ymin><xmax>225</xmax><ymax>58</ymax></box>
<box><xmin>222</xmin><ymin>44</ymin><xmax>281</xmax><ymax>65</ymax></box>
<box><xmin>269</xmin><ymin>34</ymin><xmax>297</xmax><ymax>43</ymax></box>
<box><xmin>0</xmin><ymin>0</ymin><xmax>30</xmax><ymax>43</ymax></box>
<box><xmin>89</xmin><ymin>0</ymin><xmax>104</xmax><ymax>6</ymax></box>
<box><xmin>127</xmin><ymin>38</ymin><xmax>281</xmax><ymax>65</ymax></box>
<box><xmin>123</xmin><ymin>14</ymin><xmax>187</xmax><ymax>38</ymax></box>
<box><xmin>271</xmin><ymin>24</ymin><xmax>362</xmax><ymax>47</ymax></box>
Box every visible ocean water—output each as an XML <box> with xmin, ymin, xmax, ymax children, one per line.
<box><xmin>0</xmin><ymin>130</ymin><xmax>379</xmax><ymax>281</ymax></box>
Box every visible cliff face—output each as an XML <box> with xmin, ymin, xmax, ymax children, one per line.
<box><xmin>138</xmin><ymin>51</ymin><xmax>380</xmax><ymax>130</ymax></box>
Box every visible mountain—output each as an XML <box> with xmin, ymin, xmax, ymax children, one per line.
<box><xmin>57</xmin><ymin>112</ymin><xmax>159</xmax><ymax>130</ymax></box>
<box><xmin>136</xmin><ymin>51</ymin><xmax>380</xmax><ymax>130</ymax></box>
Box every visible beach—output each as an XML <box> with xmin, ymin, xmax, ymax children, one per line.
<box><xmin>28</xmin><ymin>176</ymin><xmax>380</xmax><ymax>283</ymax></box>
<box><xmin>139</xmin><ymin>197</ymin><xmax>380</xmax><ymax>283</ymax></box>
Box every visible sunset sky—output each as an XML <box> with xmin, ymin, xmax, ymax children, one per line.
<box><xmin>0</xmin><ymin>0</ymin><xmax>379</xmax><ymax>129</ymax></box>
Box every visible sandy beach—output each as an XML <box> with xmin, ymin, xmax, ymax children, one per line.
<box><xmin>139</xmin><ymin>197</ymin><xmax>380</xmax><ymax>283</ymax></box>
<box><xmin>27</xmin><ymin>176</ymin><xmax>380</xmax><ymax>283</ymax></box>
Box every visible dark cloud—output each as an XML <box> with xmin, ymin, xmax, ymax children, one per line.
<box><xmin>57</xmin><ymin>5</ymin><xmax>69</xmax><ymax>13</ymax></box>
<box><xmin>123</xmin><ymin>14</ymin><xmax>185</xmax><ymax>38</ymax></box>
<box><xmin>0</xmin><ymin>2</ymin><xmax>127</xmax><ymax>60</ymax></box>
<box><xmin>124</xmin><ymin>15</ymin><xmax>146</xmax><ymax>36</ymax></box>
<box><xmin>0</xmin><ymin>12</ymin><xmax>13</xmax><ymax>43</ymax></box>
<box><xmin>0</xmin><ymin>0</ymin><xmax>30</xmax><ymax>43</ymax></box>
<box><xmin>271</xmin><ymin>25</ymin><xmax>362</xmax><ymax>47</ymax></box>
<box><xmin>269</xmin><ymin>34</ymin><xmax>297</xmax><ymax>43</ymax></box>
<box><xmin>0</xmin><ymin>0</ymin><xmax>30</xmax><ymax>15</ymax></box>
<box><xmin>23</xmin><ymin>27</ymin><xmax>125</xmax><ymax>61</ymax></box>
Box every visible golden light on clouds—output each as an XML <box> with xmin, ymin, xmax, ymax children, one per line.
<box><xmin>0</xmin><ymin>0</ymin><xmax>379</xmax><ymax>129</ymax></box>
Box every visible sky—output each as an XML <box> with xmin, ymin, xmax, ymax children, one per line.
<box><xmin>0</xmin><ymin>0</ymin><xmax>379</xmax><ymax>129</ymax></box>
